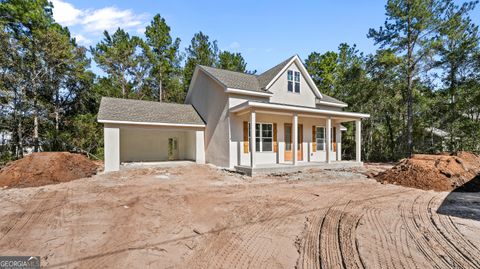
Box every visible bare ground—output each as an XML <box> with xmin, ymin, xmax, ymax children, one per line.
<box><xmin>0</xmin><ymin>163</ymin><xmax>479</xmax><ymax>269</ymax></box>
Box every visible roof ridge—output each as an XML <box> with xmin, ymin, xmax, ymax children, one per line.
<box><xmin>198</xmin><ymin>65</ymin><xmax>256</xmax><ymax>76</ymax></box>
<box><xmin>258</xmin><ymin>55</ymin><xmax>296</xmax><ymax>76</ymax></box>
<box><xmin>101</xmin><ymin>97</ymin><xmax>191</xmax><ymax>106</ymax></box>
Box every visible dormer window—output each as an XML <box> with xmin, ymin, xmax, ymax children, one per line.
<box><xmin>294</xmin><ymin>71</ymin><xmax>300</xmax><ymax>92</ymax></box>
<box><xmin>287</xmin><ymin>70</ymin><xmax>300</xmax><ymax>93</ymax></box>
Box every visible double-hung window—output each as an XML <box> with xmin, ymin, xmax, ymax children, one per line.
<box><xmin>287</xmin><ymin>70</ymin><xmax>294</xmax><ymax>92</ymax></box>
<box><xmin>294</xmin><ymin>71</ymin><xmax>300</xmax><ymax>92</ymax></box>
<box><xmin>316</xmin><ymin>126</ymin><xmax>325</xmax><ymax>151</ymax></box>
<box><xmin>248</xmin><ymin>123</ymin><xmax>273</xmax><ymax>152</ymax></box>
<box><xmin>287</xmin><ymin>70</ymin><xmax>301</xmax><ymax>93</ymax></box>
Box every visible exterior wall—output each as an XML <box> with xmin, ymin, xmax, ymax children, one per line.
<box><xmin>268</xmin><ymin>62</ymin><xmax>317</xmax><ymax>108</ymax></box>
<box><xmin>104</xmin><ymin>124</ymin><xmax>120</xmax><ymax>172</ymax></box>
<box><xmin>102</xmin><ymin>123</ymin><xmax>204</xmax><ymax>171</ymax></box>
<box><xmin>229</xmin><ymin>113</ymin><xmax>341</xmax><ymax>167</ymax></box>
<box><xmin>120</xmin><ymin>127</ymin><xmax>192</xmax><ymax>162</ymax></box>
<box><xmin>186</xmin><ymin>71</ymin><xmax>230</xmax><ymax>167</ymax></box>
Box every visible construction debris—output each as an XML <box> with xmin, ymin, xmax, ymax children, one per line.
<box><xmin>0</xmin><ymin>152</ymin><xmax>99</xmax><ymax>188</ymax></box>
<box><xmin>374</xmin><ymin>151</ymin><xmax>480</xmax><ymax>191</ymax></box>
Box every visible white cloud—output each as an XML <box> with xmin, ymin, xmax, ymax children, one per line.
<box><xmin>229</xmin><ymin>41</ymin><xmax>241</xmax><ymax>49</ymax></box>
<box><xmin>82</xmin><ymin>7</ymin><xmax>147</xmax><ymax>33</ymax></box>
<box><xmin>50</xmin><ymin>0</ymin><xmax>83</xmax><ymax>26</ymax></box>
<box><xmin>73</xmin><ymin>34</ymin><xmax>91</xmax><ymax>45</ymax></box>
<box><xmin>50</xmin><ymin>0</ymin><xmax>148</xmax><ymax>41</ymax></box>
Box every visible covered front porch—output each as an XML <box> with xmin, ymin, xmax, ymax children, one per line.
<box><xmin>229</xmin><ymin>101</ymin><xmax>369</xmax><ymax>175</ymax></box>
<box><xmin>235</xmin><ymin>160</ymin><xmax>363</xmax><ymax>176</ymax></box>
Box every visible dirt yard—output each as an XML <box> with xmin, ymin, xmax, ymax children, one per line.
<box><xmin>1</xmin><ymin>163</ymin><xmax>479</xmax><ymax>269</ymax></box>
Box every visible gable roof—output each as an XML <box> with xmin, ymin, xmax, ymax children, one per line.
<box><xmin>190</xmin><ymin>55</ymin><xmax>349</xmax><ymax>107</ymax></box>
<box><xmin>256</xmin><ymin>56</ymin><xmax>296</xmax><ymax>89</ymax></box>
<box><xmin>198</xmin><ymin>65</ymin><xmax>264</xmax><ymax>93</ymax></box>
<box><xmin>98</xmin><ymin>97</ymin><xmax>205</xmax><ymax>126</ymax></box>
<box><xmin>196</xmin><ymin>55</ymin><xmax>302</xmax><ymax>94</ymax></box>
<box><xmin>316</xmin><ymin>94</ymin><xmax>347</xmax><ymax>106</ymax></box>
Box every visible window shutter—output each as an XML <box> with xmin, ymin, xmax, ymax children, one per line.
<box><xmin>243</xmin><ymin>121</ymin><xmax>249</xmax><ymax>153</ymax></box>
<box><xmin>273</xmin><ymin>123</ymin><xmax>278</xmax><ymax>152</ymax></box>
<box><xmin>312</xmin><ymin>126</ymin><xmax>317</xmax><ymax>152</ymax></box>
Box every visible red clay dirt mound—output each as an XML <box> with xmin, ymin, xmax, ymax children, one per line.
<box><xmin>0</xmin><ymin>152</ymin><xmax>98</xmax><ymax>188</ymax></box>
<box><xmin>374</xmin><ymin>151</ymin><xmax>480</xmax><ymax>192</ymax></box>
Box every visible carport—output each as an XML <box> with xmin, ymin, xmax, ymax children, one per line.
<box><xmin>98</xmin><ymin>97</ymin><xmax>206</xmax><ymax>171</ymax></box>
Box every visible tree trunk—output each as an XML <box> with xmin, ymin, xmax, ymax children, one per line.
<box><xmin>17</xmin><ymin>114</ymin><xmax>23</xmax><ymax>159</ymax></box>
<box><xmin>159</xmin><ymin>79</ymin><xmax>163</xmax><ymax>102</ymax></box>
<box><xmin>406</xmin><ymin>10</ymin><xmax>414</xmax><ymax>158</ymax></box>
<box><xmin>33</xmin><ymin>89</ymin><xmax>39</xmax><ymax>152</ymax></box>
<box><xmin>448</xmin><ymin>65</ymin><xmax>457</xmax><ymax>152</ymax></box>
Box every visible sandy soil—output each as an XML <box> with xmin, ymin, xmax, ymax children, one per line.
<box><xmin>0</xmin><ymin>163</ymin><xmax>479</xmax><ymax>269</ymax></box>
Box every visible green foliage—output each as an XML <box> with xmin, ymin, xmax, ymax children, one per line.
<box><xmin>144</xmin><ymin>14</ymin><xmax>183</xmax><ymax>102</ymax></box>
<box><xmin>91</xmin><ymin>29</ymin><xmax>150</xmax><ymax>99</ymax></box>
<box><xmin>305</xmin><ymin>51</ymin><xmax>338</xmax><ymax>96</ymax></box>
<box><xmin>218</xmin><ymin>51</ymin><xmax>248</xmax><ymax>72</ymax></box>
<box><xmin>183</xmin><ymin>31</ymin><xmax>219</xmax><ymax>92</ymax></box>
<box><xmin>1</xmin><ymin>0</ymin><xmax>479</xmax><ymax>164</ymax></box>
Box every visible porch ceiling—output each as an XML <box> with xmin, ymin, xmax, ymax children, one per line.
<box><xmin>230</xmin><ymin>101</ymin><xmax>370</xmax><ymax>122</ymax></box>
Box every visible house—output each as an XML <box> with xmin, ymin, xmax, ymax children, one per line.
<box><xmin>98</xmin><ymin>55</ymin><xmax>370</xmax><ymax>175</ymax></box>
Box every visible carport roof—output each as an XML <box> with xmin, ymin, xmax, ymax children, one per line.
<box><xmin>98</xmin><ymin>97</ymin><xmax>205</xmax><ymax>127</ymax></box>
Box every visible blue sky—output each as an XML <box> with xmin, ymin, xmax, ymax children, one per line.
<box><xmin>51</xmin><ymin>0</ymin><xmax>480</xmax><ymax>74</ymax></box>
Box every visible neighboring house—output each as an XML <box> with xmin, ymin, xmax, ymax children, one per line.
<box><xmin>98</xmin><ymin>55</ymin><xmax>370</xmax><ymax>174</ymax></box>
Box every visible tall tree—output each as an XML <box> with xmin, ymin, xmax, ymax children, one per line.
<box><xmin>1</xmin><ymin>0</ymin><xmax>55</xmax><ymax>156</ymax></box>
<box><xmin>368</xmin><ymin>0</ymin><xmax>444</xmax><ymax>157</ymax></box>
<box><xmin>91</xmin><ymin>28</ymin><xmax>149</xmax><ymax>99</ymax></box>
<box><xmin>432</xmin><ymin>0</ymin><xmax>479</xmax><ymax>151</ymax></box>
<box><xmin>184</xmin><ymin>31</ymin><xmax>219</xmax><ymax>92</ymax></box>
<box><xmin>144</xmin><ymin>14</ymin><xmax>182</xmax><ymax>102</ymax></box>
<box><xmin>305</xmin><ymin>51</ymin><xmax>338</xmax><ymax>96</ymax></box>
<box><xmin>217</xmin><ymin>51</ymin><xmax>248</xmax><ymax>72</ymax></box>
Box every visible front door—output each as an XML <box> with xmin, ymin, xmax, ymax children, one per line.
<box><xmin>168</xmin><ymin>137</ymin><xmax>178</xmax><ymax>160</ymax></box>
<box><xmin>284</xmin><ymin>124</ymin><xmax>303</xmax><ymax>161</ymax></box>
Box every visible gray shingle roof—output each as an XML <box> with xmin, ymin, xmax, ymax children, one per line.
<box><xmin>198</xmin><ymin>55</ymin><xmax>348</xmax><ymax>106</ymax></box>
<box><xmin>198</xmin><ymin>55</ymin><xmax>296</xmax><ymax>93</ymax></box>
<box><xmin>98</xmin><ymin>97</ymin><xmax>205</xmax><ymax>125</ymax></box>
<box><xmin>316</xmin><ymin>94</ymin><xmax>347</xmax><ymax>105</ymax></box>
<box><xmin>199</xmin><ymin>66</ymin><xmax>262</xmax><ymax>92</ymax></box>
<box><xmin>256</xmin><ymin>56</ymin><xmax>296</xmax><ymax>89</ymax></box>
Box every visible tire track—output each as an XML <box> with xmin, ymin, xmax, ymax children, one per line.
<box><xmin>401</xmin><ymin>194</ymin><xmax>478</xmax><ymax>269</ymax></box>
<box><xmin>427</xmin><ymin>195</ymin><xmax>480</xmax><ymax>268</ymax></box>
<box><xmin>185</xmin><ymin>192</ymin><xmax>306</xmax><ymax>269</ymax></box>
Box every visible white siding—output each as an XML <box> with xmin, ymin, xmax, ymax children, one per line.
<box><xmin>120</xmin><ymin>128</ymin><xmax>193</xmax><ymax>162</ymax></box>
<box><xmin>229</xmin><ymin>113</ymin><xmax>341</xmax><ymax>167</ymax></box>
<box><xmin>186</xmin><ymin>71</ymin><xmax>230</xmax><ymax>167</ymax></box>
<box><xmin>268</xmin><ymin>62</ymin><xmax>317</xmax><ymax>108</ymax></box>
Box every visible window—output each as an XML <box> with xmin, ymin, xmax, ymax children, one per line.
<box><xmin>316</xmin><ymin>126</ymin><xmax>325</xmax><ymax>151</ymax></box>
<box><xmin>248</xmin><ymin>123</ymin><xmax>273</xmax><ymax>152</ymax></box>
<box><xmin>294</xmin><ymin>71</ymin><xmax>300</xmax><ymax>93</ymax></box>
<box><xmin>287</xmin><ymin>70</ymin><xmax>293</xmax><ymax>92</ymax></box>
<box><xmin>287</xmin><ymin>70</ymin><xmax>300</xmax><ymax>93</ymax></box>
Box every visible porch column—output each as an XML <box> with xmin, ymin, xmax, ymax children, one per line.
<box><xmin>292</xmin><ymin>113</ymin><xmax>298</xmax><ymax>165</ymax></box>
<box><xmin>195</xmin><ymin>130</ymin><xmax>205</xmax><ymax>164</ymax></box>
<box><xmin>336</xmin><ymin>124</ymin><xmax>342</xmax><ymax>161</ymax></box>
<box><xmin>356</xmin><ymin>119</ymin><xmax>361</xmax><ymax>162</ymax></box>
<box><xmin>104</xmin><ymin>125</ymin><xmax>120</xmax><ymax>172</ymax></box>
<box><xmin>250</xmin><ymin>111</ymin><xmax>256</xmax><ymax>168</ymax></box>
<box><xmin>326</xmin><ymin>117</ymin><xmax>332</xmax><ymax>164</ymax></box>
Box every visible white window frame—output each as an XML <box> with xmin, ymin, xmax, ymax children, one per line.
<box><xmin>287</xmin><ymin>70</ymin><xmax>294</xmax><ymax>92</ymax></box>
<box><xmin>294</xmin><ymin>71</ymin><xmax>300</xmax><ymax>93</ymax></box>
<box><xmin>315</xmin><ymin>126</ymin><xmax>325</xmax><ymax>151</ymax></box>
<box><xmin>248</xmin><ymin>122</ymin><xmax>273</xmax><ymax>152</ymax></box>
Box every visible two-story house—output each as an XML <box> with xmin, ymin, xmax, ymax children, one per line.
<box><xmin>98</xmin><ymin>55</ymin><xmax>370</xmax><ymax>175</ymax></box>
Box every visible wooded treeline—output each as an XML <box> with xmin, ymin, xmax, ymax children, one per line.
<box><xmin>1</xmin><ymin>0</ymin><xmax>479</xmax><ymax>163</ymax></box>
